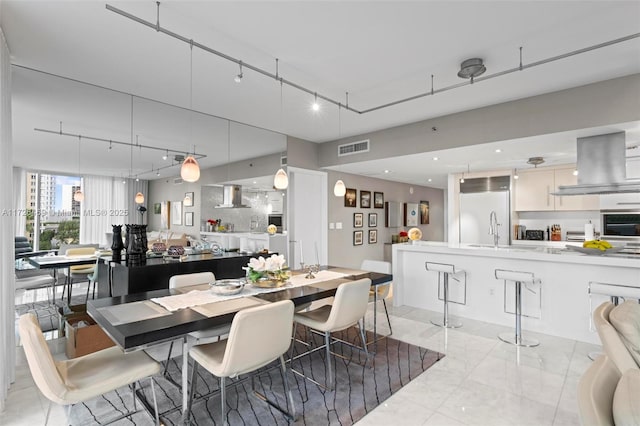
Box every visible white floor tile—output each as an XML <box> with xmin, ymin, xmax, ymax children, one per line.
<box><xmin>424</xmin><ymin>412</ymin><xmax>467</xmax><ymax>426</ymax></box>
<box><xmin>357</xmin><ymin>392</ymin><xmax>434</xmax><ymax>426</ymax></box>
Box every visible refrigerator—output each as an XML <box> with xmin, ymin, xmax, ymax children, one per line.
<box><xmin>459</xmin><ymin>190</ymin><xmax>510</xmax><ymax>245</ymax></box>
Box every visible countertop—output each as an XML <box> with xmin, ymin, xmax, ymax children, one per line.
<box><xmin>393</xmin><ymin>241</ymin><xmax>640</xmax><ymax>268</ymax></box>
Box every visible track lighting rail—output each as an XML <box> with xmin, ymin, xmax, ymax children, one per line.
<box><xmin>107</xmin><ymin>3</ymin><xmax>639</xmax><ymax>115</ymax></box>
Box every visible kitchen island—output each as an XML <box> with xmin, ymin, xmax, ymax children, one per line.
<box><xmin>392</xmin><ymin>241</ymin><xmax>640</xmax><ymax>344</ymax></box>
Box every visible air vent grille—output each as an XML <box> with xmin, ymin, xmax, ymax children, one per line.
<box><xmin>338</xmin><ymin>139</ymin><xmax>369</xmax><ymax>157</ymax></box>
<box><xmin>281</xmin><ymin>156</ymin><xmax>287</xmax><ymax>166</ymax></box>
<box><xmin>174</xmin><ymin>177</ymin><xmax>184</xmax><ymax>185</ymax></box>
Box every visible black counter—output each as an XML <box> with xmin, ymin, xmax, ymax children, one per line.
<box><xmin>98</xmin><ymin>253</ymin><xmax>260</xmax><ymax>297</ymax></box>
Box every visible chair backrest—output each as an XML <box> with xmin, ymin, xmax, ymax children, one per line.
<box><xmin>59</xmin><ymin>244</ymin><xmax>99</xmax><ymax>257</ymax></box>
<box><xmin>360</xmin><ymin>259</ymin><xmax>391</xmax><ymax>274</ymax></box>
<box><xmin>577</xmin><ymin>354</ymin><xmax>618</xmax><ymax>426</ymax></box>
<box><xmin>18</xmin><ymin>314</ymin><xmax>69</xmax><ymax>405</ymax></box>
<box><xmin>65</xmin><ymin>247</ymin><xmax>97</xmax><ymax>256</ymax></box>
<box><xmin>14</xmin><ymin>236</ymin><xmax>33</xmax><ymax>255</ymax></box>
<box><xmin>594</xmin><ymin>302</ymin><xmax>638</xmax><ymax>374</ymax></box>
<box><xmin>169</xmin><ymin>271</ymin><xmax>215</xmax><ymax>289</ymax></box>
<box><xmin>326</xmin><ymin>278</ymin><xmax>372</xmax><ymax>332</ymax></box>
<box><xmin>220</xmin><ymin>300</ymin><xmax>294</xmax><ymax>377</ymax></box>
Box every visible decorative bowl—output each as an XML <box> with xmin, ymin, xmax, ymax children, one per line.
<box><xmin>210</xmin><ymin>279</ymin><xmax>245</xmax><ymax>295</ymax></box>
<box><xmin>250</xmin><ymin>277</ymin><xmax>288</xmax><ymax>288</ymax></box>
<box><xmin>565</xmin><ymin>245</ymin><xmax>624</xmax><ymax>256</ymax></box>
<box><xmin>167</xmin><ymin>245</ymin><xmax>185</xmax><ymax>256</ymax></box>
<box><xmin>151</xmin><ymin>242</ymin><xmax>166</xmax><ymax>253</ymax></box>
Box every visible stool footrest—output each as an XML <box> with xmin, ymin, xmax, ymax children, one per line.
<box><xmin>498</xmin><ymin>332</ymin><xmax>539</xmax><ymax>347</ymax></box>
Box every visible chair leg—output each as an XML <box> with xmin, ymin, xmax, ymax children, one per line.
<box><xmin>132</xmin><ymin>381</ymin><xmax>137</xmax><ymax>411</ymax></box>
<box><xmin>44</xmin><ymin>401</ymin><xmax>52</xmax><ymax>426</ymax></box>
<box><xmin>325</xmin><ymin>331</ymin><xmax>334</xmax><ymax>390</ymax></box>
<box><xmin>220</xmin><ymin>376</ymin><xmax>227</xmax><ymax>426</ymax></box>
<box><xmin>358</xmin><ymin>320</ymin><xmax>369</xmax><ymax>357</ymax></box>
<box><xmin>149</xmin><ymin>377</ymin><xmax>160</xmax><ymax>426</ymax></box>
<box><xmin>186</xmin><ymin>360</ymin><xmax>198</xmax><ymax>422</ymax></box>
<box><xmin>382</xmin><ymin>299</ymin><xmax>393</xmax><ymax>334</ymax></box>
<box><xmin>162</xmin><ymin>341</ymin><xmax>175</xmax><ymax>376</ymax></box>
<box><xmin>280</xmin><ymin>355</ymin><xmax>297</xmax><ymax>420</ymax></box>
<box><xmin>288</xmin><ymin>322</ymin><xmax>298</xmax><ymax>362</ymax></box>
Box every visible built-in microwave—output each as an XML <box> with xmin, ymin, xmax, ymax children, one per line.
<box><xmin>601</xmin><ymin>211</ymin><xmax>640</xmax><ymax>239</ymax></box>
<box><xmin>267</xmin><ymin>214</ymin><xmax>283</xmax><ymax>233</ymax></box>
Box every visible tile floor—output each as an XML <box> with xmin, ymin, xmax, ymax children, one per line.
<box><xmin>1</xmin><ymin>289</ymin><xmax>596</xmax><ymax>425</ymax></box>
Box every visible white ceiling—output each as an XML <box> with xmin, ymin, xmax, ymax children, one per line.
<box><xmin>2</xmin><ymin>1</ymin><xmax>640</xmax><ymax>187</ymax></box>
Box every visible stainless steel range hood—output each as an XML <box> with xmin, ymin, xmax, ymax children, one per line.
<box><xmin>553</xmin><ymin>132</ymin><xmax>640</xmax><ymax>195</ymax></box>
<box><xmin>215</xmin><ymin>184</ymin><xmax>250</xmax><ymax>208</ymax></box>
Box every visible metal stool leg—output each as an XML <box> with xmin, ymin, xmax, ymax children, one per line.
<box><xmin>431</xmin><ymin>273</ymin><xmax>462</xmax><ymax>328</ymax></box>
<box><xmin>499</xmin><ymin>281</ymin><xmax>539</xmax><ymax>347</ymax></box>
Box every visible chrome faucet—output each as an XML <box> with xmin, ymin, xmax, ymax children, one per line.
<box><xmin>489</xmin><ymin>210</ymin><xmax>500</xmax><ymax>248</ymax></box>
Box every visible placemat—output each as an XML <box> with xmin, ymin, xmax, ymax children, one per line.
<box><xmin>191</xmin><ymin>297</ymin><xmax>268</xmax><ymax>318</ymax></box>
<box><xmin>97</xmin><ymin>300</ymin><xmax>171</xmax><ymax>326</ymax></box>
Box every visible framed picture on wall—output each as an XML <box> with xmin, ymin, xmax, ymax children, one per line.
<box><xmin>369</xmin><ymin>229</ymin><xmax>377</xmax><ymax>244</ymax></box>
<box><xmin>420</xmin><ymin>200</ymin><xmax>430</xmax><ymax>224</ymax></box>
<box><xmin>353</xmin><ymin>230</ymin><xmax>363</xmax><ymax>246</ymax></box>
<box><xmin>344</xmin><ymin>188</ymin><xmax>357</xmax><ymax>207</ymax></box>
<box><xmin>354</xmin><ymin>213</ymin><xmax>363</xmax><ymax>228</ymax></box>
<box><xmin>185</xmin><ymin>212</ymin><xmax>194</xmax><ymax>227</ymax></box>
<box><xmin>172</xmin><ymin>201</ymin><xmax>182</xmax><ymax>226</ymax></box>
<box><xmin>153</xmin><ymin>203</ymin><xmax>161</xmax><ymax>214</ymax></box>
<box><xmin>368</xmin><ymin>213</ymin><xmax>377</xmax><ymax>227</ymax></box>
<box><xmin>360</xmin><ymin>190</ymin><xmax>371</xmax><ymax>208</ymax></box>
<box><xmin>404</xmin><ymin>202</ymin><xmax>419</xmax><ymax>226</ymax></box>
<box><xmin>374</xmin><ymin>192</ymin><xmax>384</xmax><ymax>209</ymax></box>
<box><xmin>160</xmin><ymin>201</ymin><xmax>170</xmax><ymax>229</ymax></box>
<box><xmin>184</xmin><ymin>192</ymin><xmax>194</xmax><ymax>207</ymax></box>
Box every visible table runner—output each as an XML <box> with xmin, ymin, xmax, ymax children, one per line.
<box><xmin>151</xmin><ymin>269</ymin><xmax>348</xmax><ymax>312</ymax></box>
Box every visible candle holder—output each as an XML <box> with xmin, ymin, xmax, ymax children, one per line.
<box><xmin>304</xmin><ymin>263</ymin><xmax>320</xmax><ymax>279</ymax></box>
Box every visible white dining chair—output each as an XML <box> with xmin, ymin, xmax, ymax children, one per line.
<box><xmin>19</xmin><ymin>313</ymin><xmax>161</xmax><ymax>425</ymax></box>
<box><xmin>361</xmin><ymin>259</ymin><xmax>393</xmax><ymax>335</ymax></box>
<box><xmin>186</xmin><ymin>300</ymin><xmax>296</xmax><ymax>424</ymax></box>
<box><xmin>291</xmin><ymin>278</ymin><xmax>371</xmax><ymax>390</ymax></box>
<box><xmin>163</xmin><ymin>272</ymin><xmax>232</xmax><ymax>371</ymax></box>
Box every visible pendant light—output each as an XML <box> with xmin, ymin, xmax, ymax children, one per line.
<box><xmin>273</xmin><ymin>72</ymin><xmax>288</xmax><ymax>189</ymax></box>
<box><xmin>333</xmin><ymin>100</ymin><xmax>347</xmax><ymax>196</ymax></box>
<box><xmin>333</xmin><ymin>180</ymin><xmax>346</xmax><ymax>196</ymax></box>
<box><xmin>135</xmin><ymin>192</ymin><xmax>145</xmax><ymax>204</ymax></box>
<box><xmin>181</xmin><ymin>43</ymin><xmax>201</xmax><ymax>183</ymax></box>
<box><xmin>73</xmin><ymin>134</ymin><xmax>84</xmax><ymax>202</ymax></box>
<box><xmin>274</xmin><ymin>168</ymin><xmax>288</xmax><ymax>189</ymax></box>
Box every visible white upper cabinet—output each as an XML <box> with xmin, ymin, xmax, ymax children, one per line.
<box><xmin>599</xmin><ymin>157</ymin><xmax>640</xmax><ymax>210</ymax></box>
<box><xmin>514</xmin><ymin>168</ymin><xmax>555</xmax><ymax>211</ymax></box>
<box><xmin>515</xmin><ymin>166</ymin><xmax>599</xmax><ymax>211</ymax></box>
<box><xmin>267</xmin><ymin>191</ymin><xmax>284</xmax><ymax>214</ymax></box>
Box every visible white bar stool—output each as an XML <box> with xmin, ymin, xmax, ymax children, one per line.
<box><xmin>495</xmin><ymin>269</ymin><xmax>541</xmax><ymax>347</ymax></box>
<box><xmin>425</xmin><ymin>262</ymin><xmax>466</xmax><ymax>328</ymax></box>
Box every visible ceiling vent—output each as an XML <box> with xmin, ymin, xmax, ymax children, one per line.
<box><xmin>174</xmin><ymin>177</ymin><xmax>183</xmax><ymax>185</ymax></box>
<box><xmin>338</xmin><ymin>139</ymin><xmax>370</xmax><ymax>157</ymax></box>
<box><xmin>280</xmin><ymin>155</ymin><xmax>287</xmax><ymax>166</ymax></box>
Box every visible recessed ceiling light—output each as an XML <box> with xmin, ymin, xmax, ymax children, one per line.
<box><xmin>253</xmin><ymin>181</ymin><xmax>257</xmax><ymax>184</ymax></box>
<box><xmin>428</xmin><ymin>178</ymin><xmax>432</xmax><ymax>182</ymax></box>
<box><xmin>433</xmin><ymin>157</ymin><xmax>439</xmax><ymax>161</ymax></box>
<box><xmin>495</xmin><ymin>149</ymin><xmax>502</xmax><ymax>153</ymax></box>
<box><xmin>384</xmin><ymin>170</ymin><xmax>390</xmax><ymax>174</ymax></box>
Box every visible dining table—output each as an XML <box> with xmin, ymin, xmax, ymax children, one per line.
<box><xmin>25</xmin><ymin>254</ymin><xmax>100</xmax><ymax>303</ymax></box>
<box><xmin>86</xmin><ymin>266</ymin><xmax>392</xmax><ymax>422</ymax></box>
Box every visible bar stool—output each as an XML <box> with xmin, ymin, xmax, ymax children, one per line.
<box><xmin>495</xmin><ymin>269</ymin><xmax>541</xmax><ymax>347</ymax></box>
<box><xmin>425</xmin><ymin>262</ymin><xmax>466</xmax><ymax>328</ymax></box>
<box><xmin>587</xmin><ymin>281</ymin><xmax>640</xmax><ymax>360</ymax></box>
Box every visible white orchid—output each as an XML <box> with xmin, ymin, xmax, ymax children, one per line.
<box><xmin>247</xmin><ymin>256</ymin><xmax>267</xmax><ymax>272</ymax></box>
<box><xmin>264</xmin><ymin>254</ymin><xmax>286</xmax><ymax>271</ymax></box>
<box><xmin>245</xmin><ymin>254</ymin><xmax>288</xmax><ymax>283</ymax></box>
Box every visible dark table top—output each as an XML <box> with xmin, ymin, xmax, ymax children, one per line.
<box><xmin>27</xmin><ymin>254</ymin><xmax>99</xmax><ymax>269</ymax></box>
<box><xmin>87</xmin><ymin>268</ymin><xmax>392</xmax><ymax>351</ymax></box>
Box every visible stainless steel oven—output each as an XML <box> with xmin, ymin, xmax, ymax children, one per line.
<box><xmin>601</xmin><ymin>211</ymin><xmax>640</xmax><ymax>240</ymax></box>
<box><xmin>267</xmin><ymin>214</ymin><xmax>283</xmax><ymax>233</ymax></box>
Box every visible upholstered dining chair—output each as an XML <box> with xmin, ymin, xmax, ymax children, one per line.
<box><xmin>361</xmin><ymin>259</ymin><xmax>393</xmax><ymax>335</ymax></box>
<box><xmin>163</xmin><ymin>272</ymin><xmax>232</xmax><ymax>376</ymax></box>
<box><xmin>593</xmin><ymin>301</ymin><xmax>639</xmax><ymax>375</ymax></box>
<box><xmin>63</xmin><ymin>247</ymin><xmax>97</xmax><ymax>301</ymax></box>
<box><xmin>18</xmin><ymin>313</ymin><xmax>161</xmax><ymax>425</ymax></box>
<box><xmin>186</xmin><ymin>299</ymin><xmax>296</xmax><ymax>425</ymax></box>
<box><xmin>291</xmin><ymin>278</ymin><xmax>372</xmax><ymax>390</ymax></box>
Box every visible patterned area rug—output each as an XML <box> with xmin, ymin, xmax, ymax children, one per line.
<box><xmin>69</xmin><ymin>326</ymin><xmax>444</xmax><ymax>425</ymax></box>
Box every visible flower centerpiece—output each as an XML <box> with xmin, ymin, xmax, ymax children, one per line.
<box><xmin>244</xmin><ymin>254</ymin><xmax>290</xmax><ymax>288</ymax></box>
<box><xmin>398</xmin><ymin>230</ymin><xmax>409</xmax><ymax>243</ymax></box>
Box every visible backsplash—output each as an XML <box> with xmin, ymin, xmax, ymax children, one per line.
<box><xmin>515</xmin><ymin>211</ymin><xmax>600</xmax><ymax>240</ymax></box>
<box><xmin>200</xmin><ymin>187</ymin><xmax>275</xmax><ymax>232</ymax></box>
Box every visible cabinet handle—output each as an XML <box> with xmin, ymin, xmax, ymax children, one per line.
<box><xmin>547</xmin><ymin>185</ymin><xmax>550</xmax><ymax>207</ymax></box>
<box><xmin>617</xmin><ymin>202</ymin><xmax>640</xmax><ymax>205</ymax></box>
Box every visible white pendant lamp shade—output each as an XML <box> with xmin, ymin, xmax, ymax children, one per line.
<box><xmin>181</xmin><ymin>156</ymin><xmax>200</xmax><ymax>182</ymax></box>
<box><xmin>333</xmin><ymin>179</ymin><xmax>346</xmax><ymax>197</ymax></box>
<box><xmin>135</xmin><ymin>192</ymin><xmax>145</xmax><ymax>204</ymax></box>
<box><xmin>73</xmin><ymin>190</ymin><xmax>84</xmax><ymax>202</ymax></box>
<box><xmin>274</xmin><ymin>168</ymin><xmax>288</xmax><ymax>189</ymax></box>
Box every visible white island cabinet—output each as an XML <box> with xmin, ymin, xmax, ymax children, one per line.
<box><xmin>200</xmin><ymin>232</ymin><xmax>288</xmax><ymax>257</ymax></box>
<box><xmin>392</xmin><ymin>242</ymin><xmax>640</xmax><ymax>344</ymax></box>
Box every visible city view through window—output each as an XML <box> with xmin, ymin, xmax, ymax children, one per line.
<box><xmin>26</xmin><ymin>173</ymin><xmax>81</xmax><ymax>250</ymax></box>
